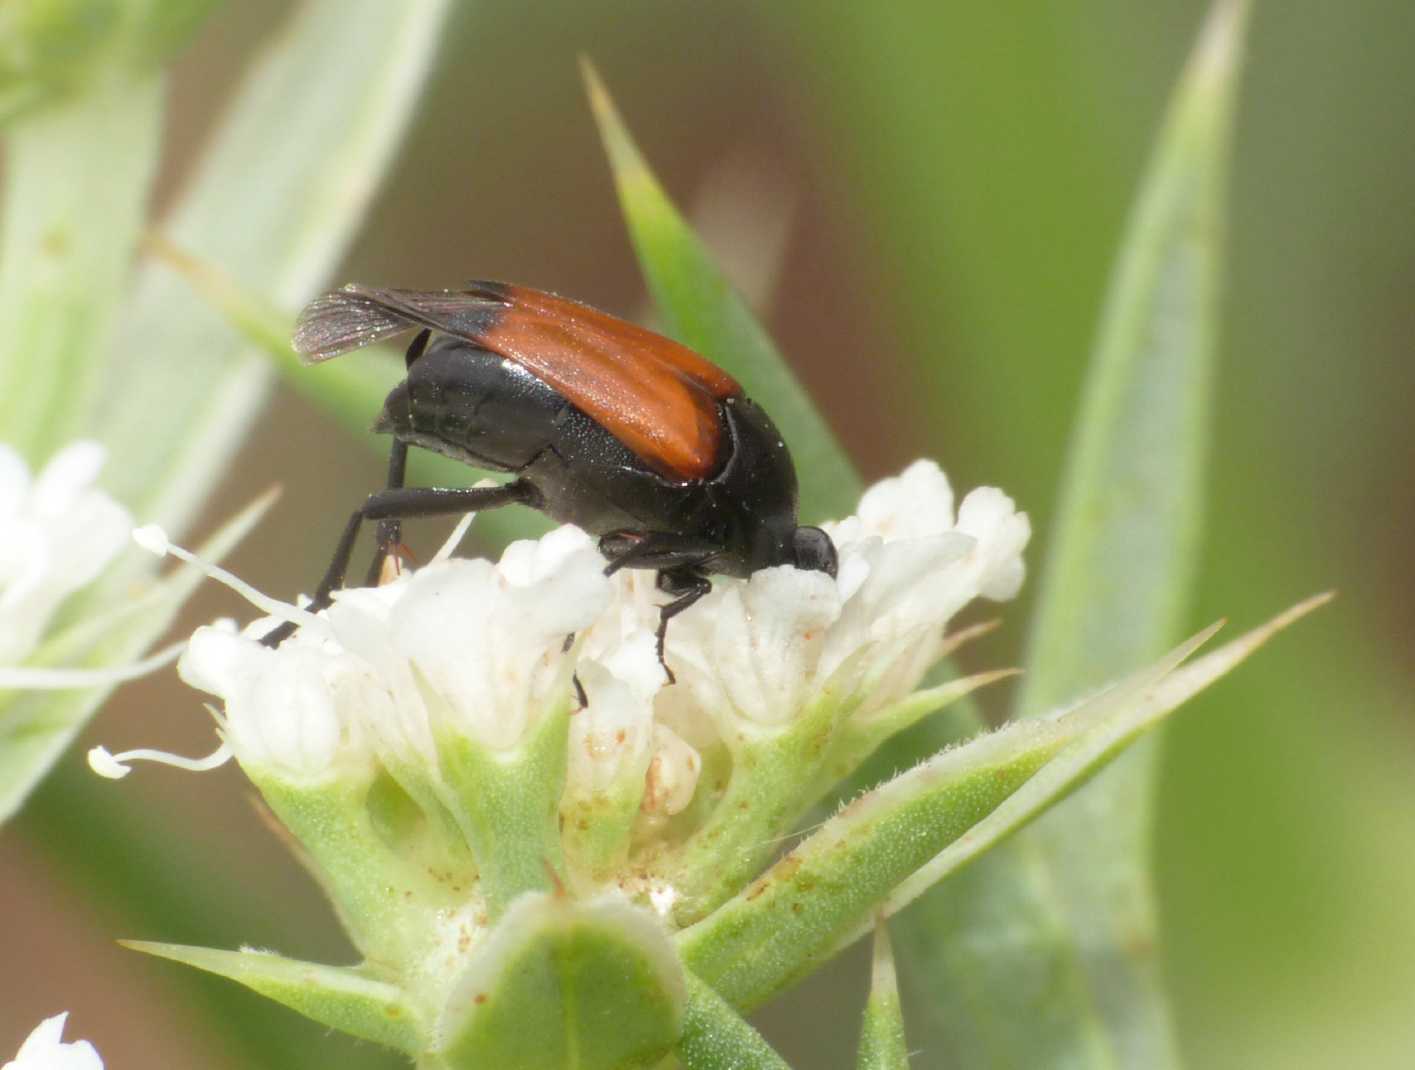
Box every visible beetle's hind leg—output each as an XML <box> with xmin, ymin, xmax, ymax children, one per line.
<box><xmin>362</xmin><ymin>329</ymin><xmax>431</xmax><ymax>585</ymax></box>
<box><xmin>260</xmin><ymin>476</ymin><xmax>541</xmax><ymax>647</ymax></box>
<box><xmin>364</xmin><ymin>437</ymin><xmax>412</xmax><ymax>586</ymax></box>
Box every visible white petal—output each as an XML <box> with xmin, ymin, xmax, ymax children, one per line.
<box><xmin>956</xmin><ymin>487</ymin><xmax>1031</xmax><ymax>601</ymax></box>
<box><xmin>178</xmin><ymin>626</ymin><xmax>364</xmax><ymax>782</ymax></box>
<box><xmin>6</xmin><ymin>1012</ymin><xmax>103</xmax><ymax>1070</ymax></box>
<box><xmin>32</xmin><ymin>441</ymin><xmax>106</xmax><ymax>513</ymax></box>
<box><xmin>568</xmin><ymin>631</ymin><xmax>663</xmax><ymax>795</ymax></box>
<box><xmin>0</xmin><ymin>445</ymin><xmax>31</xmax><ymax>515</ymax></box>
<box><xmin>846</xmin><ymin>459</ymin><xmax>956</xmax><ymax>540</ymax></box>
<box><xmin>671</xmin><ymin>565</ymin><xmax>840</xmax><ymax>729</ymax></box>
<box><xmin>0</xmin><ymin>442</ymin><xmax>132</xmax><ymax>666</ymax></box>
<box><xmin>641</xmin><ymin>723</ymin><xmax>702</xmax><ymax>816</ymax></box>
<box><xmin>391</xmin><ymin>542</ymin><xmax>609</xmax><ymax>750</ymax></box>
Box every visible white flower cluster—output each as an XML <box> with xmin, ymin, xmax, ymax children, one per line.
<box><xmin>0</xmin><ymin>442</ymin><xmax>130</xmax><ymax>666</ymax></box>
<box><xmin>660</xmin><ymin>461</ymin><xmax>1029</xmax><ymax>734</ymax></box>
<box><xmin>92</xmin><ymin>461</ymin><xmax>1028</xmax><ymax>830</ymax></box>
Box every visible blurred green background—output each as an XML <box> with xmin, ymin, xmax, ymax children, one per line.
<box><xmin>2</xmin><ymin>1</ymin><xmax>1412</xmax><ymax>1066</ymax></box>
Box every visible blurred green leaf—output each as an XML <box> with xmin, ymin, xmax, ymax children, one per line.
<box><xmin>856</xmin><ymin>924</ymin><xmax>908</xmax><ymax>1070</ymax></box>
<box><xmin>582</xmin><ymin>59</ymin><xmax>859</xmax><ymax>524</ymax></box>
<box><xmin>91</xmin><ymin>0</ymin><xmax>453</xmax><ymax>540</ymax></box>
<box><xmin>0</xmin><ymin>0</ymin><xmax>221</xmax><ymax>124</ymax></box>
<box><xmin>878</xmin><ymin>596</ymin><xmax>1326</xmax><ymax>931</ymax></box>
<box><xmin>0</xmin><ymin>75</ymin><xmax>162</xmax><ymax>460</ymax></box>
<box><xmin>678</xmin><ymin>973</ymin><xmax>793</xmax><ymax>1070</ymax></box>
<box><xmin>15</xmin><ymin>1</ymin><xmax>452</xmax><ymax>1064</ymax></box>
<box><xmin>1013</xmin><ymin>3</ymin><xmax>1251</xmax><ymax>1065</ymax></box>
<box><xmin>28</xmin><ymin>761</ymin><xmax>402</xmax><ymax>1070</ymax></box>
<box><xmin>0</xmin><ymin>490</ymin><xmax>271</xmax><ymax>823</ymax></box>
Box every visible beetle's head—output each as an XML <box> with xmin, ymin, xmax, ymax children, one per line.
<box><xmin>788</xmin><ymin>525</ymin><xmax>838</xmax><ymax>578</ymax></box>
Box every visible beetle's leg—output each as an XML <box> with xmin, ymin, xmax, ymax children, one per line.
<box><xmin>364</xmin><ymin>436</ymin><xmax>410</xmax><ymax>586</ymax></box>
<box><xmin>261</xmin><ymin>479</ymin><xmax>541</xmax><ymax>647</ymax></box>
<box><xmin>561</xmin><ymin>632</ymin><xmax>590</xmax><ymax>710</ymax></box>
<box><xmin>653</xmin><ymin>568</ymin><xmax>712</xmax><ymax>684</ymax></box>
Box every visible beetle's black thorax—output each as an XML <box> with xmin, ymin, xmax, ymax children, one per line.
<box><xmin>376</xmin><ymin>339</ymin><xmax>801</xmax><ymax>577</ymax></box>
<box><xmin>698</xmin><ymin>395</ymin><xmax>800</xmax><ymax>575</ymax></box>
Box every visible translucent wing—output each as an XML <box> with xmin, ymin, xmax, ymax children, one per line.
<box><xmin>292</xmin><ymin>282</ymin><xmax>742</xmax><ymax>480</ymax></box>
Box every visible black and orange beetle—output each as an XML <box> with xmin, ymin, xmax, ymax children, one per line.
<box><xmin>261</xmin><ymin>281</ymin><xmax>838</xmax><ymax>669</ymax></box>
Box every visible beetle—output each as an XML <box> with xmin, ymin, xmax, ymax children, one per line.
<box><xmin>260</xmin><ymin>281</ymin><xmax>838</xmax><ymax>675</ymax></box>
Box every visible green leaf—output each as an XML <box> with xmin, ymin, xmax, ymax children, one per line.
<box><xmin>679</xmin><ymin>594</ymin><xmax>1322</xmax><ymax>1012</ymax></box>
<box><xmin>1012</xmin><ymin>3</ymin><xmax>1252</xmax><ymax>1064</ymax></box>
<box><xmin>856</xmin><ymin>924</ymin><xmax>908</xmax><ymax>1070</ymax></box>
<box><xmin>581</xmin><ymin>59</ymin><xmax>859</xmax><ymax>524</ymax></box>
<box><xmin>0</xmin><ymin>74</ymin><xmax>162</xmax><ymax>461</ymax></box>
<box><xmin>124</xmin><ymin>940</ymin><xmax>424</xmax><ymax>1056</ymax></box>
<box><xmin>0</xmin><ymin>490</ymin><xmax>272</xmax><ymax>822</ymax></box>
<box><xmin>873</xmin><ymin>596</ymin><xmax>1330</xmax><ymax>933</ymax></box>
<box><xmin>435</xmin><ymin>893</ymin><xmax>685</xmax><ymax>1070</ymax></box>
<box><xmin>90</xmin><ymin>0</ymin><xmax>453</xmax><ymax>540</ymax></box>
<box><xmin>807</xmin><ymin>667</ymin><xmax>1019</xmax><ymax>804</ymax></box>
<box><xmin>678</xmin><ymin>972</ymin><xmax>793</xmax><ymax>1070</ymax></box>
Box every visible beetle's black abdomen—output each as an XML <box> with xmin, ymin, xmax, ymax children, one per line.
<box><xmin>375</xmin><ymin>337</ymin><xmax>801</xmax><ymax>574</ymax></box>
<box><xmin>376</xmin><ymin>341</ymin><xmax>568</xmax><ymax>471</ymax></box>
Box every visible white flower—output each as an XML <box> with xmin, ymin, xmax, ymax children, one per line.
<box><xmin>641</xmin><ymin>723</ymin><xmax>702</xmax><ymax>816</ymax></box>
<box><xmin>4</xmin><ymin>1013</ymin><xmax>102</xmax><ymax>1070</ymax></box>
<box><xmin>93</xmin><ymin>461</ymin><xmax>1023</xmax><ymax>826</ymax></box>
<box><xmin>568</xmin><ymin>631</ymin><xmax>664</xmax><ymax>797</ymax></box>
<box><xmin>178</xmin><ymin>622</ymin><xmax>376</xmax><ymax>783</ymax></box>
<box><xmin>0</xmin><ymin>442</ymin><xmax>130</xmax><ymax>665</ymax></box>
<box><xmin>92</xmin><ymin>522</ymin><xmax>613</xmax><ymax>783</ymax></box>
<box><xmin>385</xmin><ymin>526</ymin><xmax>608</xmax><ymax>751</ymax></box>
<box><xmin>656</xmin><ymin>460</ymin><xmax>1030</xmax><ymax>729</ymax></box>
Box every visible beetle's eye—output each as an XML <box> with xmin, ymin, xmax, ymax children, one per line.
<box><xmin>792</xmin><ymin>526</ymin><xmax>838</xmax><ymax>579</ymax></box>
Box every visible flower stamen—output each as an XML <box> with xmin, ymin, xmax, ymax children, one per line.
<box><xmin>0</xmin><ymin>640</ymin><xmax>183</xmax><ymax>690</ymax></box>
<box><xmin>133</xmin><ymin>524</ymin><xmax>316</xmax><ymax>629</ymax></box>
<box><xmin>87</xmin><ymin>739</ymin><xmax>233</xmax><ymax>779</ymax></box>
